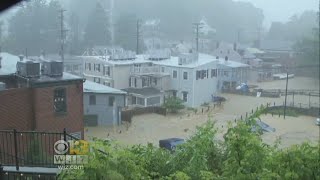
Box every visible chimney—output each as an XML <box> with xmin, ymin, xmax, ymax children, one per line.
<box><xmin>233</xmin><ymin>43</ymin><xmax>237</xmax><ymax>51</ymax></box>
<box><xmin>19</xmin><ymin>55</ymin><xmax>24</xmax><ymax>61</ymax></box>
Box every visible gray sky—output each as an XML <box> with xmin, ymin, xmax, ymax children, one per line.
<box><xmin>235</xmin><ymin>0</ymin><xmax>319</xmax><ymax>28</ymax></box>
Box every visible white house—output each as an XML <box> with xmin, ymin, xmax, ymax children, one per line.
<box><xmin>151</xmin><ymin>52</ymin><xmax>219</xmax><ymax>107</ymax></box>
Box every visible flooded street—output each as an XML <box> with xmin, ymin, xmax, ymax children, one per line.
<box><xmin>85</xmin><ymin>77</ymin><xmax>319</xmax><ymax>148</ymax></box>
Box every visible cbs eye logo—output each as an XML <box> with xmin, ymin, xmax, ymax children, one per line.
<box><xmin>54</xmin><ymin>140</ymin><xmax>69</xmax><ymax>155</ymax></box>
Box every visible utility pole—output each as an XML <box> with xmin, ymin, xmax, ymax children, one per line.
<box><xmin>59</xmin><ymin>9</ymin><xmax>67</xmax><ymax>62</ymax></box>
<box><xmin>136</xmin><ymin>19</ymin><xmax>142</xmax><ymax>54</ymax></box>
<box><xmin>0</xmin><ymin>21</ymin><xmax>2</xmax><ymax>44</ymax></box>
<box><xmin>284</xmin><ymin>69</ymin><xmax>289</xmax><ymax>119</ymax></box>
<box><xmin>237</xmin><ymin>28</ymin><xmax>242</xmax><ymax>43</ymax></box>
<box><xmin>193</xmin><ymin>23</ymin><xmax>203</xmax><ymax>52</ymax></box>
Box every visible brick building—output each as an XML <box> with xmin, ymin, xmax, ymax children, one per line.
<box><xmin>0</xmin><ymin>52</ymin><xmax>84</xmax><ymax>139</ymax></box>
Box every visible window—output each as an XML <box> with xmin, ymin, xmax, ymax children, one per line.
<box><xmin>211</xmin><ymin>69</ymin><xmax>217</xmax><ymax>77</ymax></box>
<box><xmin>137</xmin><ymin>97</ymin><xmax>145</xmax><ymax>106</ymax></box>
<box><xmin>89</xmin><ymin>95</ymin><xmax>96</xmax><ymax>105</ymax></box>
<box><xmin>183</xmin><ymin>72</ymin><xmax>188</xmax><ymax>80</ymax></box>
<box><xmin>196</xmin><ymin>71</ymin><xmax>200</xmax><ymax>80</ymax></box>
<box><xmin>54</xmin><ymin>88</ymin><xmax>67</xmax><ymax>113</ymax></box>
<box><xmin>173</xmin><ymin>70</ymin><xmax>177</xmax><ymax>78</ymax></box>
<box><xmin>224</xmin><ymin>71</ymin><xmax>229</xmax><ymax>77</ymax></box>
<box><xmin>161</xmin><ymin>67</ymin><xmax>165</xmax><ymax>72</ymax></box>
<box><xmin>172</xmin><ymin>91</ymin><xmax>177</xmax><ymax>97</ymax></box>
<box><xmin>109</xmin><ymin>96</ymin><xmax>115</xmax><ymax>106</ymax></box>
<box><xmin>88</xmin><ymin>63</ymin><xmax>91</xmax><ymax>71</ymax></box>
<box><xmin>182</xmin><ymin>92</ymin><xmax>188</xmax><ymax>102</ymax></box>
<box><xmin>201</xmin><ymin>70</ymin><xmax>206</xmax><ymax>79</ymax></box>
<box><xmin>104</xmin><ymin>66</ymin><xmax>110</xmax><ymax>76</ymax></box>
<box><xmin>152</xmin><ymin>78</ymin><xmax>157</xmax><ymax>86</ymax></box>
<box><xmin>103</xmin><ymin>82</ymin><xmax>110</xmax><ymax>86</ymax></box>
<box><xmin>73</xmin><ymin>65</ymin><xmax>79</xmax><ymax>71</ymax></box>
<box><xmin>134</xmin><ymin>78</ymin><xmax>137</xmax><ymax>87</ymax></box>
<box><xmin>95</xmin><ymin>64</ymin><xmax>101</xmax><ymax>72</ymax></box>
<box><xmin>132</xmin><ymin>96</ymin><xmax>137</xmax><ymax>104</ymax></box>
<box><xmin>94</xmin><ymin>77</ymin><xmax>100</xmax><ymax>84</ymax></box>
<box><xmin>206</xmin><ymin>70</ymin><xmax>209</xmax><ymax>78</ymax></box>
<box><xmin>142</xmin><ymin>77</ymin><xmax>150</xmax><ymax>87</ymax></box>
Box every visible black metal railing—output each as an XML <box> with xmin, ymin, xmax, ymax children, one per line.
<box><xmin>0</xmin><ymin>129</ymin><xmax>79</xmax><ymax>169</ymax></box>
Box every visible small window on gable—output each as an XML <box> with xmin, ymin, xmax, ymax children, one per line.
<box><xmin>54</xmin><ymin>88</ymin><xmax>67</xmax><ymax>113</ymax></box>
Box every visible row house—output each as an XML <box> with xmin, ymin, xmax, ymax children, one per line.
<box><xmin>81</xmin><ymin>49</ymin><xmax>249</xmax><ymax>108</ymax></box>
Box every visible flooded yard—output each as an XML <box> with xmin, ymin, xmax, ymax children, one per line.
<box><xmin>85</xmin><ymin>77</ymin><xmax>319</xmax><ymax>148</ymax></box>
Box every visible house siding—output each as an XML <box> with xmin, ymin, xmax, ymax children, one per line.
<box><xmin>84</xmin><ymin>93</ymin><xmax>125</xmax><ymax>125</ymax></box>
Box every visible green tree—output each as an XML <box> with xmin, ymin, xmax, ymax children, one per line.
<box><xmin>163</xmin><ymin>97</ymin><xmax>185</xmax><ymax>113</ymax></box>
<box><xmin>6</xmin><ymin>0</ymin><xmax>62</xmax><ymax>55</ymax></box>
<box><xmin>83</xmin><ymin>2</ymin><xmax>110</xmax><ymax>47</ymax></box>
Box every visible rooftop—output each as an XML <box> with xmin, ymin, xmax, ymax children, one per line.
<box><xmin>78</xmin><ymin>54</ymin><xmax>151</xmax><ymax>65</ymax></box>
<box><xmin>0</xmin><ymin>52</ymin><xmax>83</xmax><ymax>87</ymax></box>
<box><xmin>152</xmin><ymin>53</ymin><xmax>218</xmax><ymax>68</ymax></box>
<box><xmin>217</xmin><ymin>59</ymin><xmax>249</xmax><ymax>68</ymax></box>
<box><xmin>84</xmin><ymin>81</ymin><xmax>126</xmax><ymax>94</ymax></box>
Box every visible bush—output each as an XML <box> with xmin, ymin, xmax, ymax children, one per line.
<box><xmin>163</xmin><ymin>97</ymin><xmax>185</xmax><ymax>113</ymax></box>
<box><xmin>59</xmin><ymin>109</ymin><xmax>320</xmax><ymax>179</ymax></box>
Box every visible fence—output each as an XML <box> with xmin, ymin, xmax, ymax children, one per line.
<box><xmin>122</xmin><ymin>106</ymin><xmax>167</xmax><ymax>123</ymax></box>
<box><xmin>222</xmin><ymin>89</ymin><xmax>280</xmax><ymax>98</ymax></box>
<box><xmin>234</xmin><ymin>101</ymin><xmax>319</xmax><ymax>122</ymax></box>
<box><xmin>0</xmin><ymin>166</ymin><xmax>57</xmax><ymax>180</ymax></box>
<box><xmin>0</xmin><ymin>129</ymin><xmax>79</xmax><ymax>169</ymax></box>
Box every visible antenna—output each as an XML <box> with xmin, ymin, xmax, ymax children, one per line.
<box><xmin>136</xmin><ymin>19</ymin><xmax>142</xmax><ymax>54</ymax></box>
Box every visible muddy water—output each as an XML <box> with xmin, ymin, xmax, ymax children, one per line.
<box><xmin>85</xmin><ymin>77</ymin><xmax>319</xmax><ymax>148</ymax></box>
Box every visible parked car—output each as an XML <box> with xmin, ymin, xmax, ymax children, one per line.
<box><xmin>159</xmin><ymin>138</ymin><xmax>185</xmax><ymax>151</ymax></box>
<box><xmin>316</xmin><ymin>118</ymin><xmax>320</xmax><ymax>126</ymax></box>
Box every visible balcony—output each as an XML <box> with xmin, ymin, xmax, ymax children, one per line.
<box><xmin>131</xmin><ymin>66</ymin><xmax>163</xmax><ymax>75</ymax></box>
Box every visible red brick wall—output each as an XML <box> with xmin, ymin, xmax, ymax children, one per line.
<box><xmin>0</xmin><ymin>88</ymin><xmax>33</xmax><ymax>130</ymax></box>
<box><xmin>33</xmin><ymin>83</ymin><xmax>84</xmax><ymax>138</ymax></box>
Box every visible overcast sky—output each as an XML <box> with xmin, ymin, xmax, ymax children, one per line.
<box><xmin>235</xmin><ymin>0</ymin><xmax>319</xmax><ymax>28</ymax></box>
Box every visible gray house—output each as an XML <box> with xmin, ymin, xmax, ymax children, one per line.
<box><xmin>83</xmin><ymin>81</ymin><xmax>126</xmax><ymax>126</ymax></box>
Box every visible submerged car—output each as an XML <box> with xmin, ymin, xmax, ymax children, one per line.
<box><xmin>251</xmin><ymin>118</ymin><xmax>276</xmax><ymax>134</ymax></box>
<box><xmin>159</xmin><ymin>138</ymin><xmax>185</xmax><ymax>151</ymax></box>
<box><xmin>316</xmin><ymin>118</ymin><xmax>320</xmax><ymax>126</ymax></box>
